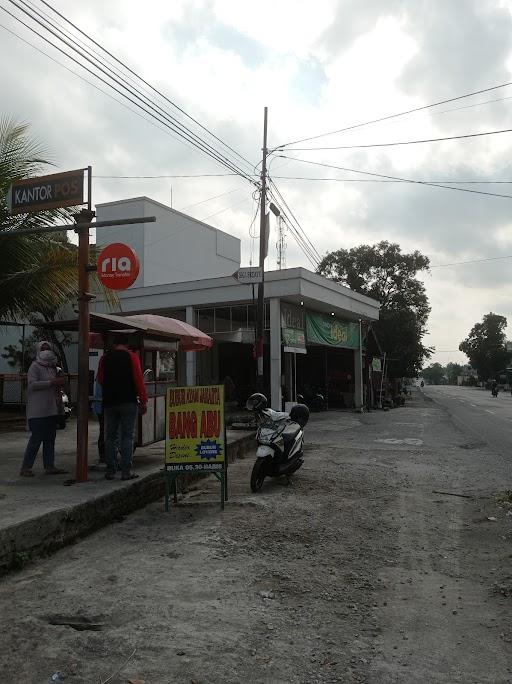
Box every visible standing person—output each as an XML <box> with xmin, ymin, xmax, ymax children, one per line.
<box><xmin>97</xmin><ymin>334</ymin><xmax>147</xmax><ymax>480</ymax></box>
<box><xmin>19</xmin><ymin>341</ymin><xmax>69</xmax><ymax>477</ymax></box>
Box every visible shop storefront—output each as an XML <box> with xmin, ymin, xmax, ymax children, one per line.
<box><xmin>94</xmin><ymin>267</ymin><xmax>380</xmax><ymax>410</ymax></box>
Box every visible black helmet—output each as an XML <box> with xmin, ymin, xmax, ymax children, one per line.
<box><xmin>290</xmin><ymin>403</ymin><xmax>310</xmax><ymax>427</ymax></box>
<box><xmin>246</xmin><ymin>392</ymin><xmax>268</xmax><ymax>412</ymax></box>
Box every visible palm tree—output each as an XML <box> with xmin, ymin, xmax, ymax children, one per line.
<box><xmin>0</xmin><ymin>117</ymin><xmax>88</xmax><ymax>372</ymax></box>
<box><xmin>0</xmin><ymin>116</ymin><xmax>83</xmax><ymax>320</ymax></box>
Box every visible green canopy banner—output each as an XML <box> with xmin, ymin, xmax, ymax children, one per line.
<box><xmin>281</xmin><ymin>302</ymin><xmax>306</xmax><ymax>350</ymax></box>
<box><xmin>306</xmin><ymin>312</ymin><xmax>360</xmax><ymax>349</ymax></box>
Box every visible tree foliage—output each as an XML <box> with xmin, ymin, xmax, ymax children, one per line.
<box><xmin>421</xmin><ymin>361</ymin><xmax>464</xmax><ymax>385</ymax></box>
<box><xmin>445</xmin><ymin>362</ymin><xmax>463</xmax><ymax>384</ymax></box>
<box><xmin>459</xmin><ymin>312</ymin><xmax>510</xmax><ymax>380</ymax></box>
<box><xmin>422</xmin><ymin>362</ymin><xmax>445</xmax><ymax>385</ymax></box>
<box><xmin>0</xmin><ymin>116</ymin><xmax>114</xmax><ymax>324</ymax></box>
<box><xmin>317</xmin><ymin>241</ymin><xmax>431</xmax><ymax>377</ymax></box>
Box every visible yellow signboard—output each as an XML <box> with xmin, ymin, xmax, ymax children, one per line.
<box><xmin>165</xmin><ymin>385</ymin><xmax>225</xmax><ymax>472</ymax></box>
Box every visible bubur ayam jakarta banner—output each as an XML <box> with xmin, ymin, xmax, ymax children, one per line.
<box><xmin>165</xmin><ymin>385</ymin><xmax>225</xmax><ymax>471</ymax></box>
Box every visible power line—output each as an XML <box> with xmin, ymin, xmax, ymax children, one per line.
<box><xmin>0</xmin><ymin>20</ymin><xmax>195</xmax><ymax>150</ymax></box>
<box><xmin>275</xmin><ymin>81</ymin><xmax>512</xmax><ymax>148</ymax></box>
<box><xmin>95</xmin><ymin>173</ymin><xmax>512</xmax><ymax>184</ymax></box>
<box><xmin>3</xmin><ymin>0</ymin><xmax>257</xmax><ymax>184</ymax></box>
<box><xmin>266</xmin><ymin>186</ymin><xmax>320</xmax><ymax>268</ymax></box>
<box><xmin>265</xmin><ymin>185</ymin><xmax>320</xmax><ymax>267</ymax></box>
<box><xmin>201</xmin><ymin>196</ymin><xmax>252</xmax><ymax>221</ymax></box>
<box><xmin>430</xmin><ymin>254</ymin><xmax>512</xmax><ymax>268</ymax></box>
<box><xmin>13</xmin><ymin>0</ymin><xmax>256</xmax><ymax>181</ymax></box>
<box><xmin>95</xmin><ymin>173</ymin><xmax>242</xmax><ymax>179</ymax></box>
<box><xmin>268</xmin><ymin>180</ymin><xmax>322</xmax><ymax>262</ymax></box>
<box><xmin>278</xmin><ymin>155</ymin><xmax>512</xmax><ymax>200</ymax></box>
<box><xmin>38</xmin><ymin>0</ymin><xmax>256</xmax><ymax>174</ymax></box>
<box><xmin>179</xmin><ymin>187</ymin><xmax>242</xmax><ymax>212</ymax></box>
<box><xmin>272</xmin><ymin>175</ymin><xmax>512</xmax><ymax>184</ymax></box>
<box><xmin>285</xmin><ymin>126</ymin><xmax>512</xmax><ymax>151</ymax></box>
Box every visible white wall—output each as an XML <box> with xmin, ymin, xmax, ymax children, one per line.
<box><xmin>95</xmin><ymin>197</ymin><xmax>240</xmax><ymax>289</ymax></box>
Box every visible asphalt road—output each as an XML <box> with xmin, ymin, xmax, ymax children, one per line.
<box><xmin>424</xmin><ymin>385</ymin><xmax>512</xmax><ymax>460</ymax></box>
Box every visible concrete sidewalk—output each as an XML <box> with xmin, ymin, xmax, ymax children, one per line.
<box><xmin>0</xmin><ymin>419</ymin><xmax>254</xmax><ymax>574</ymax></box>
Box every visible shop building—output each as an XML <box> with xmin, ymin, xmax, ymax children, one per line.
<box><xmin>95</xmin><ymin>197</ymin><xmax>380</xmax><ymax>409</ymax></box>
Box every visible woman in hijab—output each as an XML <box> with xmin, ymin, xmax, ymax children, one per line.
<box><xmin>19</xmin><ymin>341</ymin><xmax>68</xmax><ymax>477</ymax></box>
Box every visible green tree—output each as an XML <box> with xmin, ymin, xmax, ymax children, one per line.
<box><xmin>0</xmin><ymin>116</ymin><xmax>82</xmax><ymax>320</ymax></box>
<box><xmin>422</xmin><ymin>362</ymin><xmax>445</xmax><ymax>385</ymax></box>
<box><xmin>445</xmin><ymin>362</ymin><xmax>463</xmax><ymax>385</ymax></box>
<box><xmin>459</xmin><ymin>312</ymin><xmax>510</xmax><ymax>380</ymax></box>
<box><xmin>0</xmin><ymin>116</ymin><xmax>115</xmax><ymax>372</ymax></box>
<box><xmin>317</xmin><ymin>241</ymin><xmax>431</xmax><ymax>377</ymax></box>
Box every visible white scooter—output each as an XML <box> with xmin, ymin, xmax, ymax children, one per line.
<box><xmin>246</xmin><ymin>393</ymin><xmax>310</xmax><ymax>492</ymax></box>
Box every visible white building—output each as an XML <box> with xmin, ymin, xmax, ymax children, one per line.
<box><xmin>93</xmin><ymin>197</ymin><xmax>381</xmax><ymax>411</ymax></box>
<box><xmin>95</xmin><ymin>197</ymin><xmax>240</xmax><ymax>288</ymax></box>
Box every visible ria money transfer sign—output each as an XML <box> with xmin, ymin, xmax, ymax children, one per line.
<box><xmin>165</xmin><ymin>385</ymin><xmax>225</xmax><ymax>472</ymax></box>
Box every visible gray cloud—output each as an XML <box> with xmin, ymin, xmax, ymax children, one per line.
<box><xmin>400</xmin><ymin>1</ymin><xmax>512</xmax><ymax>106</ymax></box>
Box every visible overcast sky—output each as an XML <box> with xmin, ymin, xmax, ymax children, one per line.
<box><xmin>3</xmin><ymin>0</ymin><xmax>512</xmax><ymax>367</ymax></box>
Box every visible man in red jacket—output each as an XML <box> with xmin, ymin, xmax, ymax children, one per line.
<box><xmin>97</xmin><ymin>333</ymin><xmax>148</xmax><ymax>480</ymax></box>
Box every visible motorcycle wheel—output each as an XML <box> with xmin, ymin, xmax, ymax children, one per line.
<box><xmin>250</xmin><ymin>458</ymin><xmax>267</xmax><ymax>492</ymax></box>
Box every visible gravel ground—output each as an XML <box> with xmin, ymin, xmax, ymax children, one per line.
<box><xmin>0</xmin><ymin>390</ymin><xmax>511</xmax><ymax>683</ymax></box>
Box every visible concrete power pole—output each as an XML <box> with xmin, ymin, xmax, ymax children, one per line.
<box><xmin>256</xmin><ymin>107</ymin><xmax>268</xmax><ymax>384</ymax></box>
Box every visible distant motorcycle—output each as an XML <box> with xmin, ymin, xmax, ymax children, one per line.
<box><xmin>297</xmin><ymin>388</ymin><xmax>326</xmax><ymax>412</ymax></box>
<box><xmin>246</xmin><ymin>392</ymin><xmax>309</xmax><ymax>492</ymax></box>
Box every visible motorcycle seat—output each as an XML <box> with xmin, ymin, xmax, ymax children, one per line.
<box><xmin>282</xmin><ymin>422</ymin><xmax>301</xmax><ymax>444</ymax></box>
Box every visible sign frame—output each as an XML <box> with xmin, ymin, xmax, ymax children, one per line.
<box><xmin>232</xmin><ymin>266</ymin><xmax>263</xmax><ymax>284</ymax></box>
<box><xmin>164</xmin><ymin>384</ymin><xmax>228</xmax><ymax>510</ymax></box>
<box><xmin>7</xmin><ymin>168</ymin><xmax>85</xmax><ymax>214</ymax></box>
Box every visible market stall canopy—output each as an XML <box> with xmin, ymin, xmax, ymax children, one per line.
<box><xmin>42</xmin><ymin>312</ymin><xmax>213</xmax><ymax>352</ymax></box>
<box><xmin>125</xmin><ymin>314</ymin><xmax>213</xmax><ymax>352</ymax></box>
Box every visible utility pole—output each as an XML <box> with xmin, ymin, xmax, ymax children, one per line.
<box><xmin>75</xmin><ymin>166</ymin><xmax>94</xmax><ymax>482</ymax></box>
<box><xmin>276</xmin><ymin>215</ymin><xmax>286</xmax><ymax>270</ymax></box>
<box><xmin>256</xmin><ymin>106</ymin><xmax>268</xmax><ymax>384</ymax></box>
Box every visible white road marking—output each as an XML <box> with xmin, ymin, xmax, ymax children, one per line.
<box><xmin>485</xmin><ymin>409</ymin><xmax>495</xmax><ymax>414</ymax></box>
<box><xmin>471</xmin><ymin>404</ymin><xmax>477</xmax><ymax>407</ymax></box>
<box><xmin>375</xmin><ymin>438</ymin><xmax>424</xmax><ymax>445</ymax></box>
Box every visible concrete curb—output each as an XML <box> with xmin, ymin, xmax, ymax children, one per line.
<box><xmin>0</xmin><ymin>432</ymin><xmax>255</xmax><ymax>576</ymax></box>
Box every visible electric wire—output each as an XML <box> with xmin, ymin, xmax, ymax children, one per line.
<box><xmin>38</xmin><ymin>0</ymin><xmax>256</xmax><ymax>173</ymax></box>
<box><xmin>26</xmin><ymin>0</ymin><xmax>257</xmax><ymax>179</ymax></box>
<box><xmin>248</xmin><ymin>192</ymin><xmax>260</xmax><ymax>266</ymax></box>
<box><xmin>266</xmin><ymin>185</ymin><xmax>320</xmax><ymax>268</ymax></box>
<box><xmin>9</xmin><ymin>0</ymin><xmax>256</xmax><ymax>182</ymax></box>
<box><xmin>1</xmin><ymin>1</ymin><xmax>244</xmax><ymax>180</ymax></box>
<box><xmin>179</xmin><ymin>187</ymin><xmax>242</xmax><ymax>212</ymax></box>
<box><xmin>201</xmin><ymin>196</ymin><xmax>252</xmax><ymax>221</ymax></box>
<box><xmin>267</xmin><ymin>179</ymin><xmax>322</xmax><ymax>262</ymax></box>
<box><xmin>285</xmin><ymin>126</ymin><xmax>512</xmax><ymax>151</ymax></box>
<box><xmin>430</xmin><ymin>254</ymin><xmax>512</xmax><ymax>268</ymax></box>
<box><xmin>0</xmin><ymin>20</ymin><xmax>196</xmax><ymax>151</ymax></box>
<box><xmin>95</xmin><ymin>173</ymin><xmax>243</xmax><ymax>179</ymax></box>
<box><xmin>271</xmin><ymin>175</ymin><xmax>512</xmax><ymax>184</ymax></box>
<box><xmin>278</xmin><ymin>156</ymin><xmax>512</xmax><ymax>200</ymax></box>
<box><xmin>275</xmin><ymin>81</ymin><xmax>512</xmax><ymax>148</ymax></box>
<box><xmin>2</xmin><ymin>0</ymin><xmax>257</xmax><ymax>184</ymax></box>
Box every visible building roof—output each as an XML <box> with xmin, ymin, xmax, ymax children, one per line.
<box><xmin>97</xmin><ymin>267</ymin><xmax>380</xmax><ymax>322</ymax></box>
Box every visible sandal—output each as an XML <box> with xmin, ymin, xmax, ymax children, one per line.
<box><xmin>44</xmin><ymin>467</ymin><xmax>69</xmax><ymax>475</ymax></box>
<box><xmin>19</xmin><ymin>468</ymin><xmax>34</xmax><ymax>477</ymax></box>
<box><xmin>121</xmin><ymin>473</ymin><xmax>139</xmax><ymax>481</ymax></box>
